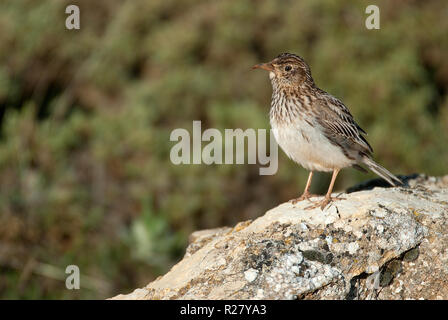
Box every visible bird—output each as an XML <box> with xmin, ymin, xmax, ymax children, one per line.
<box><xmin>253</xmin><ymin>53</ymin><xmax>401</xmax><ymax>210</ymax></box>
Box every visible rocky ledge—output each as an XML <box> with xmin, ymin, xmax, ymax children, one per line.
<box><xmin>112</xmin><ymin>174</ymin><xmax>448</xmax><ymax>300</ymax></box>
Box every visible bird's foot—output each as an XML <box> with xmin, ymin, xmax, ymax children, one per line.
<box><xmin>304</xmin><ymin>195</ymin><xmax>346</xmax><ymax>210</ymax></box>
<box><xmin>289</xmin><ymin>192</ymin><xmax>319</xmax><ymax>205</ymax></box>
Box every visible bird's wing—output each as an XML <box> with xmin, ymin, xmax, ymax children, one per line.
<box><xmin>316</xmin><ymin>93</ymin><xmax>373</xmax><ymax>156</ymax></box>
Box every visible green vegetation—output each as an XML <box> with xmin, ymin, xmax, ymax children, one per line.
<box><xmin>0</xmin><ymin>0</ymin><xmax>447</xmax><ymax>299</ymax></box>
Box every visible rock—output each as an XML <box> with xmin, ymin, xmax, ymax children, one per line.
<box><xmin>403</xmin><ymin>247</ymin><xmax>419</xmax><ymax>262</ymax></box>
<box><xmin>244</xmin><ymin>268</ymin><xmax>259</xmax><ymax>282</ymax></box>
<box><xmin>379</xmin><ymin>259</ymin><xmax>403</xmax><ymax>287</ymax></box>
<box><xmin>111</xmin><ymin>174</ymin><xmax>448</xmax><ymax>300</ymax></box>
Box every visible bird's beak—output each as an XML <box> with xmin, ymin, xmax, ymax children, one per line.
<box><xmin>252</xmin><ymin>62</ymin><xmax>274</xmax><ymax>71</ymax></box>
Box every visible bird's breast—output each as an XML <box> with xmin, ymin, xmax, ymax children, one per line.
<box><xmin>270</xmin><ymin>114</ymin><xmax>354</xmax><ymax>172</ymax></box>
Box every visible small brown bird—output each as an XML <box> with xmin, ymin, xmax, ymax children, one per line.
<box><xmin>253</xmin><ymin>53</ymin><xmax>401</xmax><ymax>210</ymax></box>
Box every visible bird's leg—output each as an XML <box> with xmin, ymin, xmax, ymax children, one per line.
<box><xmin>305</xmin><ymin>169</ymin><xmax>345</xmax><ymax>210</ymax></box>
<box><xmin>290</xmin><ymin>171</ymin><xmax>319</xmax><ymax>204</ymax></box>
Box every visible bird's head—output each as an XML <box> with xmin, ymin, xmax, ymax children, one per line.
<box><xmin>252</xmin><ymin>53</ymin><xmax>314</xmax><ymax>88</ymax></box>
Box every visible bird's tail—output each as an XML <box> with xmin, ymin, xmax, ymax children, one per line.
<box><xmin>361</xmin><ymin>156</ymin><xmax>402</xmax><ymax>187</ymax></box>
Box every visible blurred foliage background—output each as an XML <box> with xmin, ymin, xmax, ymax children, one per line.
<box><xmin>0</xmin><ymin>0</ymin><xmax>447</xmax><ymax>299</ymax></box>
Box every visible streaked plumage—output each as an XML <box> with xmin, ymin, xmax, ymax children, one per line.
<box><xmin>253</xmin><ymin>53</ymin><xmax>401</xmax><ymax>209</ymax></box>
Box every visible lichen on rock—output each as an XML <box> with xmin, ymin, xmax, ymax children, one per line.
<box><xmin>111</xmin><ymin>174</ymin><xmax>448</xmax><ymax>300</ymax></box>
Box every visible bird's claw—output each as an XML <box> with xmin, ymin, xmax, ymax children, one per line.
<box><xmin>304</xmin><ymin>195</ymin><xmax>346</xmax><ymax>210</ymax></box>
<box><xmin>289</xmin><ymin>192</ymin><xmax>319</xmax><ymax>205</ymax></box>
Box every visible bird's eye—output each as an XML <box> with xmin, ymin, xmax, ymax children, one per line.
<box><xmin>285</xmin><ymin>65</ymin><xmax>292</xmax><ymax>71</ymax></box>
